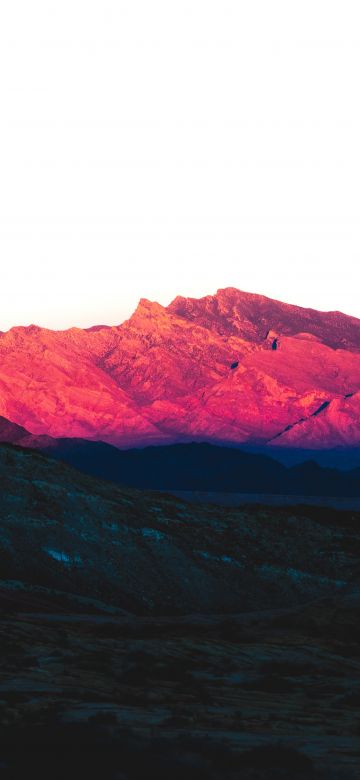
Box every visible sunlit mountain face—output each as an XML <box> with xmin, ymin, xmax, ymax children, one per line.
<box><xmin>0</xmin><ymin>287</ymin><xmax>359</xmax><ymax>449</ymax></box>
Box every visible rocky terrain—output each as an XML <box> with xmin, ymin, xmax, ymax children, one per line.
<box><xmin>0</xmin><ymin>593</ymin><xmax>359</xmax><ymax>780</ymax></box>
<box><xmin>0</xmin><ymin>287</ymin><xmax>359</xmax><ymax>449</ymax></box>
<box><xmin>0</xmin><ymin>443</ymin><xmax>359</xmax><ymax>615</ymax></box>
<box><xmin>0</xmin><ymin>443</ymin><xmax>359</xmax><ymax>778</ymax></box>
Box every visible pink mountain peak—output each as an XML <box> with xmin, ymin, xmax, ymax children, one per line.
<box><xmin>0</xmin><ymin>287</ymin><xmax>359</xmax><ymax>449</ymax></box>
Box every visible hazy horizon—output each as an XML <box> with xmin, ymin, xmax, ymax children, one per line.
<box><xmin>1</xmin><ymin>2</ymin><xmax>359</xmax><ymax>329</ymax></box>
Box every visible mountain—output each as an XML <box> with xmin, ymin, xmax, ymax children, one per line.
<box><xmin>0</xmin><ymin>415</ymin><xmax>54</xmax><ymax>448</ymax></box>
<box><xmin>3</xmin><ymin>416</ymin><xmax>360</xmax><ymax>499</ymax></box>
<box><xmin>0</xmin><ymin>288</ymin><xmax>359</xmax><ymax>449</ymax></box>
<box><xmin>38</xmin><ymin>440</ymin><xmax>360</xmax><ymax>499</ymax></box>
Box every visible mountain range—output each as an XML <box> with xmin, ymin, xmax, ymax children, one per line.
<box><xmin>0</xmin><ymin>287</ymin><xmax>359</xmax><ymax>450</ymax></box>
<box><xmin>1</xmin><ymin>416</ymin><xmax>360</xmax><ymax>500</ymax></box>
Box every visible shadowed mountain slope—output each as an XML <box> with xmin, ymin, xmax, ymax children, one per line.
<box><xmin>0</xmin><ymin>443</ymin><xmax>359</xmax><ymax>616</ymax></box>
<box><xmin>42</xmin><ymin>440</ymin><xmax>360</xmax><ymax>497</ymax></box>
<box><xmin>1</xmin><ymin>417</ymin><xmax>360</xmax><ymax>497</ymax></box>
<box><xmin>0</xmin><ymin>442</ymin><xmax>359</xmax><ymax>778</ymax></box>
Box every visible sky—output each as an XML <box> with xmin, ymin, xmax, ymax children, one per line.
<box><xmin>0</xmin><ymin>1</ymin><xmax>359</xmax><ymax>330</ymax></box>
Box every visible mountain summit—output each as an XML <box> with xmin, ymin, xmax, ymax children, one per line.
<box><xmin>0</xmin><ymin>288</ymin><xmax>359</xmax><ymax>449</ymax></box>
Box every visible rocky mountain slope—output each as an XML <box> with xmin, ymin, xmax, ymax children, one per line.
<box><xmin>0</xmin><ymin>416</ymin><xmax>53</xmax><ymax>448</ymax></box>
<box><xmin>0</xmin><ymin>443</ymin><xmax>359</xmax><ymax>615</ymax></box>
<box><xmin>0</xmin><ymin>442</ymin><xmax>359</xmax><ymax>779</ymax></box>
<box><xmin>0</xmin><ymin>288</ymin><xmax>359</xmax><ymax>448</ymax></box>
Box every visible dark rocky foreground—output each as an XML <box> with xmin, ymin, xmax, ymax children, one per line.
<box><xmin>0</xmin><ymin>444</ymin><xmax>359</xmax><ymax>778</ymax></box>
<box><xmin>0</xmin><ymin>595</ymin><xmax>359</xmax><ymax>779</ymax></box>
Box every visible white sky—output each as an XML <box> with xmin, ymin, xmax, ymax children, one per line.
<box><xmin>0</xmin><ymin>1</ymin><xmax>359</xmax><ymax>330</ymax></box>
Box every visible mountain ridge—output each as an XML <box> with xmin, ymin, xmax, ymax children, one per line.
<box><xmin>0</xmin><ymin>287</ymin><xmax>359</xmax><ymax>449</ymax></box>
<box><xmin>1</xmin><ymin>417</ymin><xmax>360</xmax><ymax>498</ymax></box>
